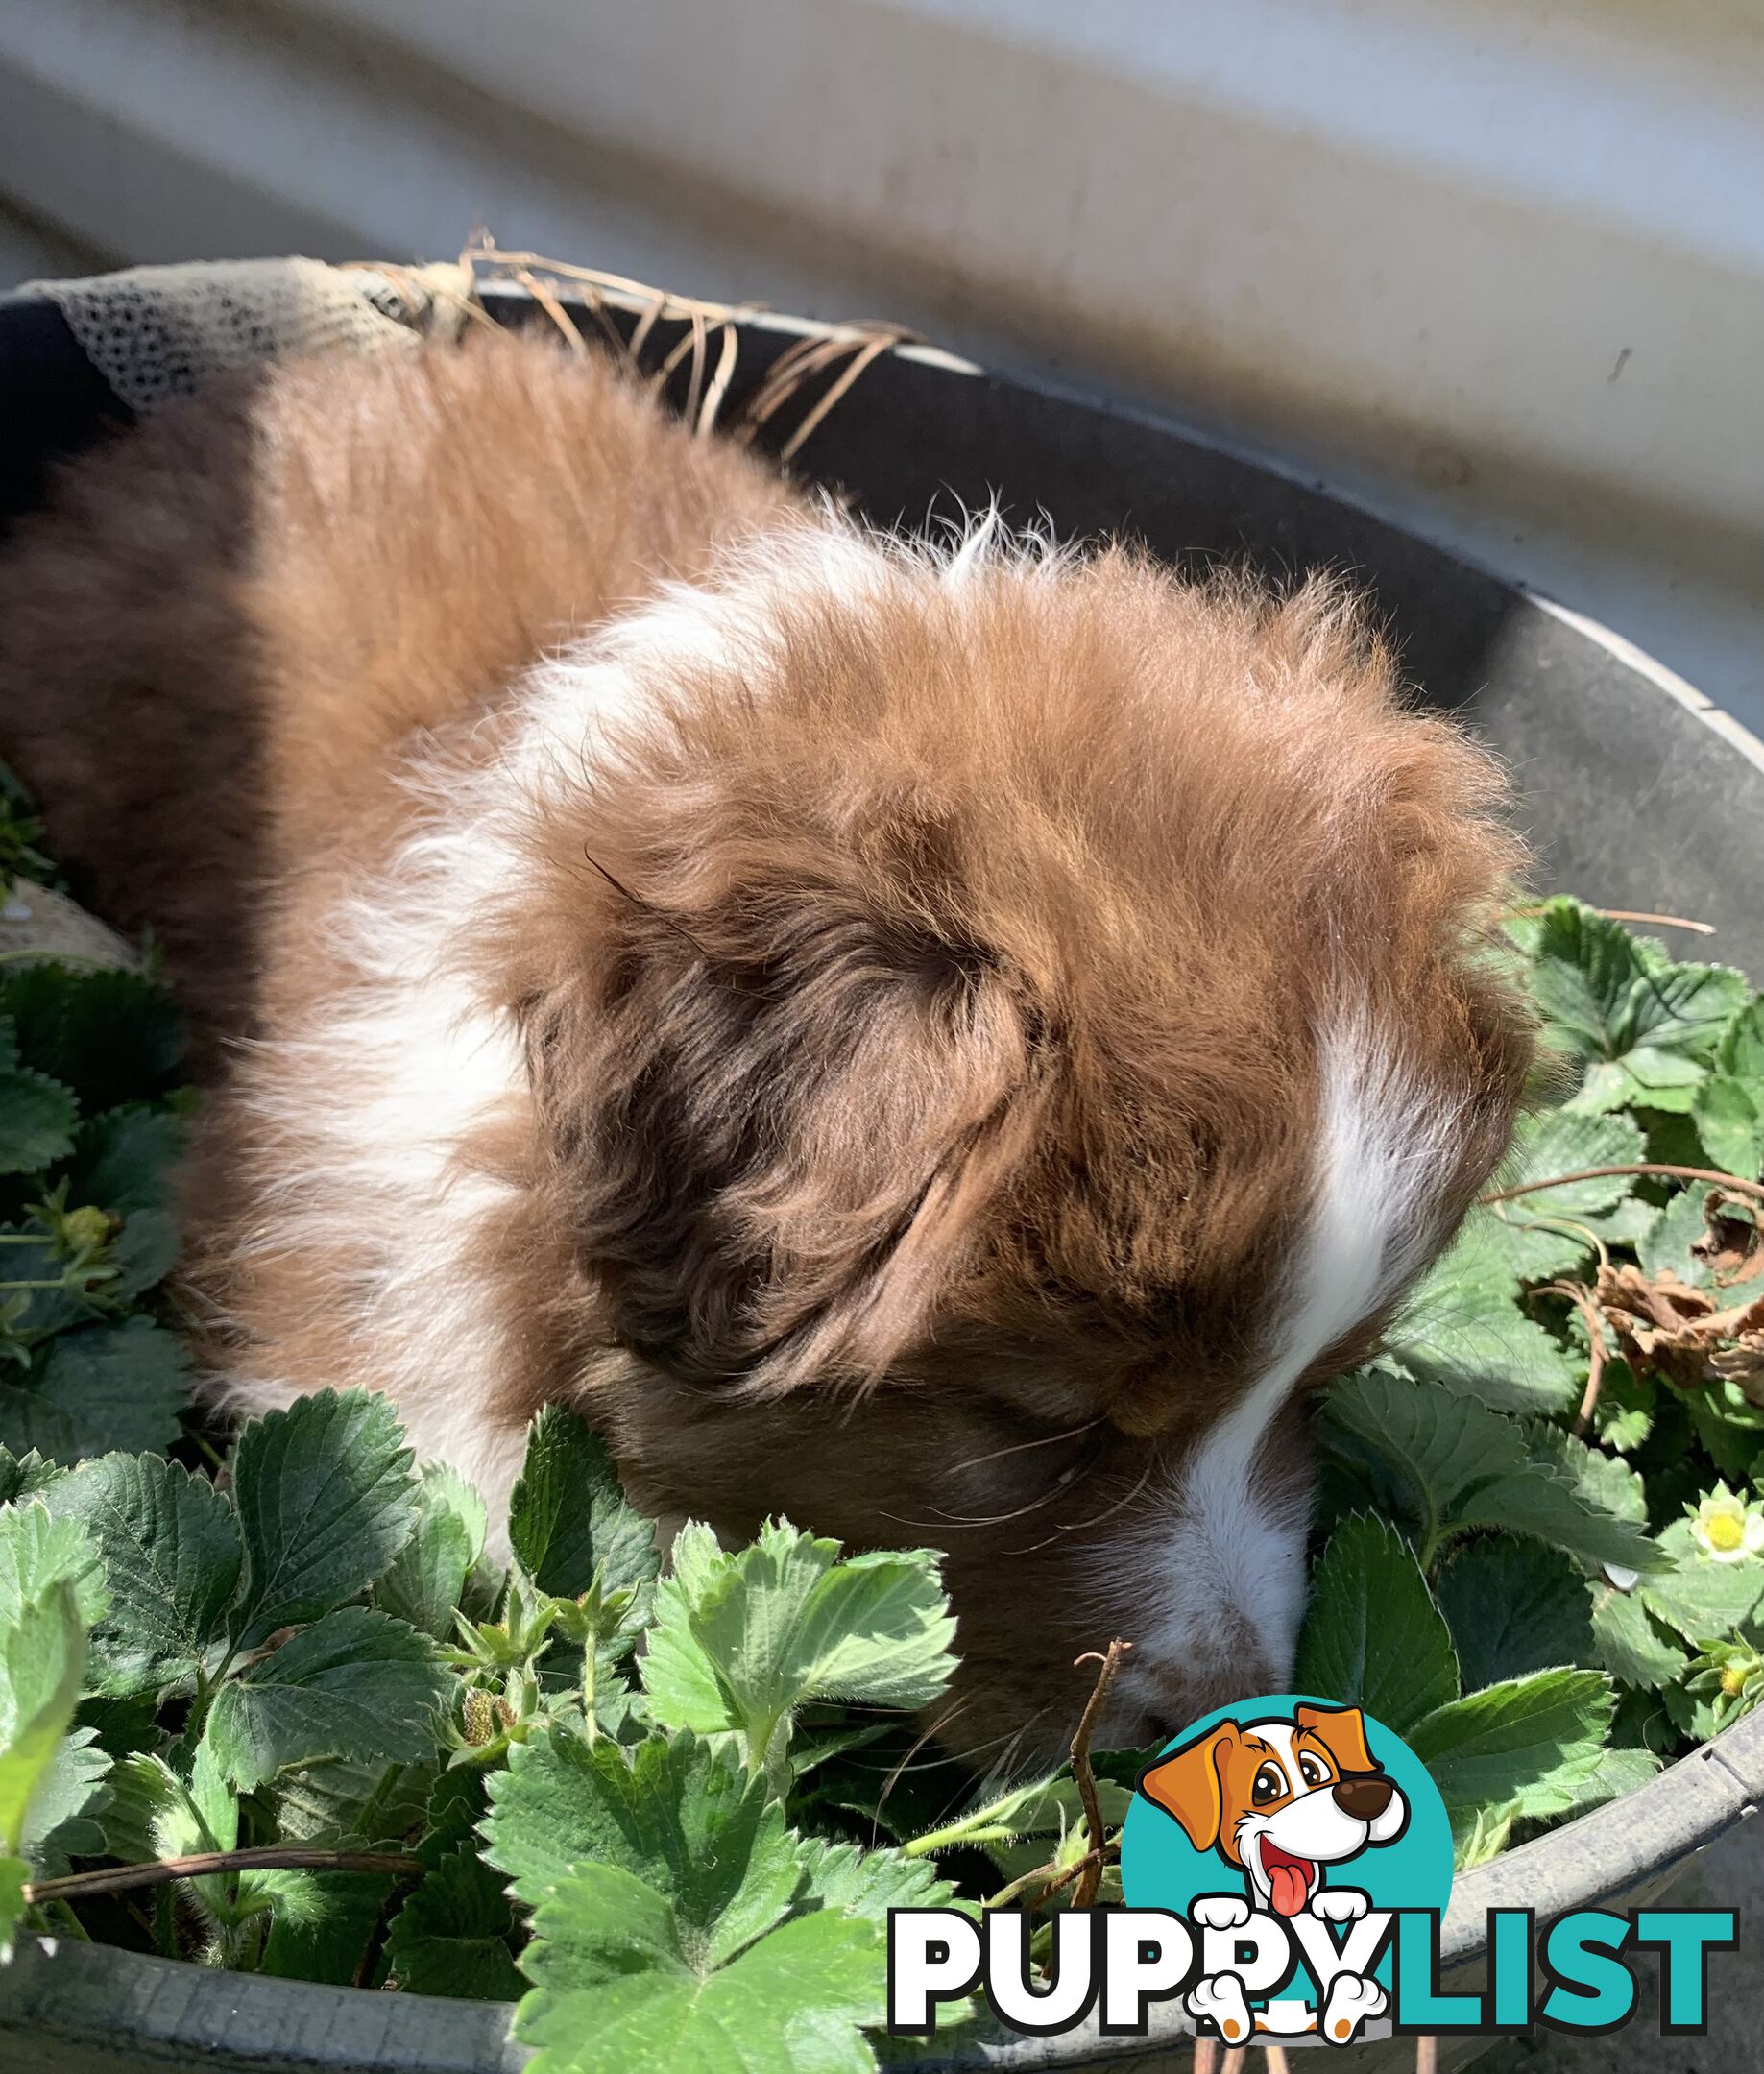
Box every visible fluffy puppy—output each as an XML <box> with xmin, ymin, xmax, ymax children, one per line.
<box><xmin>0</xmin><ymin>330</ymin><xmax>1532</xmax><ymax>1762</ymax></box>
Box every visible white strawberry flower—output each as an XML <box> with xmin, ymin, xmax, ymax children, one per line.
<box><xmin>1689</xmin><ymin>1483</ymin><xmax>1764</xmax><ymax>1564</ymax></box>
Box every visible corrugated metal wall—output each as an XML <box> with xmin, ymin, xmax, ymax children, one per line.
<box><xmin>3</xmin><ymin>0</ymin><xmax>1759</xmax><ymax>724</ymax></box>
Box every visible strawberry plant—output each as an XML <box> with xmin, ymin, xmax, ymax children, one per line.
<box><xmin>3</xmin><ymin>762</ymin><xmax>1764</xmax><ymax>2069</ymax></box>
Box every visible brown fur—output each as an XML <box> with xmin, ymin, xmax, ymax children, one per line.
<box><xmin>0</xmin><ymin>329</ymin><xmax>1533</xmax><ymax>1762</ymax></box>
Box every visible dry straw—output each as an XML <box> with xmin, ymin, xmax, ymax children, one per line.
<box><xmin>358</xmin><ymin>235</ymin><xmax>918</xmax><ymax>459</ymax></box>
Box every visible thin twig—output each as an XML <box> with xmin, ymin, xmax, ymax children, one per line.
<box><xmin>1480</xmin><ymin>1165</ymin><xmax>1764</xmax><ymax>1209</ymax></box>
<box><xmin>1263</xmin><ymin>2048</ymin><xmax>1291</xmax><ymax>2074</ymax></box>
<box><xmin>1068</xmin><ymin>1638</ymin><xmax>1131</xmax><ymax>1910</ymax></box>
<box><xmin>1415</xmin><ymin>2038</ymin><xmax>1438</xmax><ymax>2074</ymax></box>
<box><xmin>23</xmin><ymin>1846</ymin><xmax>422</xmax><ymax>1907</ymax></box>
<box><xmin>1020</xmin><ymin>1848</ymin><xmax>1101</xmax><ymax>1915</ymax></box>
<box><xmin>1539</xmin><ymin>1281</ymin><xmax>1609</xmax><ymax>1436</ymax></box>
<box><xmin>1595</xmin><ymin>909</ymin><xmax>1715</xmax><ymax>935</ymax></box>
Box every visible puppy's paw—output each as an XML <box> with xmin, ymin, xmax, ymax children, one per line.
<box><xmin>1187</xmin><ymin>1974</ymin><xmax>1255</xmax><ymax>2046</ymax></box>
<box><xmin>1191</xmin><ymin>1893</ymin><xmax>1252</xmax><ymax>1932</ymax></box>
<box><xmin>1319</xmin><ymin>1974</ymin><xmax>1387</xmax><ymax>2046</ymax></box>
<box><xmin>1310</xmin><ymin>1887</ymin><xmax>1369</xmax><ymax>1924</ymax></box>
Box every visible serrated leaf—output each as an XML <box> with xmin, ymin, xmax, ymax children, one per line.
<box><xmin>0</xmin><ymin>1448</ymin><xmax>61</xmax><ymax>1506</ymax></box>
<box><xmin>65</xmin><ymin>1106</ymin><xmax>184</xmax><ymax>1215</ymax></box>
<box><xmin>0</xmin><ymin>964</ymin><xmax>183</xmax><ymax>1115</ymax></box>
<box><xmin>1692</xmin><ymin>1076</ymin><xmax>1761</xmax><ymax>1182</ymax></box>
<box><xmin>19</xmin><ymin>1724</ymin><xmax>111</xmax><ymax>1874</ymax></box>
<box><xmin>273</xmin><ymin>1756</ymin><xmax>435</xmax><ymax>1848</ymax></box>
<box><xmin>1570</xmin><ymin>1048</ymin><xmax>1706</xmax><ymax>1117</ymax></box>
<box><xmin>1588</xmin><ymin>1359</ymin><xmax>1655</xmax><ymax>1454</ymax></box>
<box><xmin>1295</xmin><ymin>1514</ymin><xmax>1459</xmax><ymax>1732</ymax></box>
<box><xmin>228</xmin><ymin>1389</ymin><xmax>418</xmax><ymax>1647</ymax></box>
<box><xmin>516</xmin><ymin>1867</ymin><xmax>883</xmax><ymax>2074</ymax></box>
<box><xmin>790</xmin><ymin>1836</ymin><xmax>957</xmax><ymax>1917</ymax></box>
<box><xmin>1527</xmin><ymin>903</ymin><xmax>1748</xmax><ymax>1112</ymax></box>
<box><xmin>1588</xmin><ymin>1581</ymin><xmax>1690</xmax><ymax>1689</ymax></box>
<box><xmin>1321</xmin><ymin>1368</ymin><xmax>1531</xmax><ymax>1533</ymax></box>
<box><xmin>484</xmin><ymin>1728</ymin><xmax>800</xmax><ymax>1962</ymax></box>
<box><xmin>375</xmin><ymin>1463</ymin><xmax>486</xmax><ymax>1643</ymax></box>
<box><xmin>259</xmin><ymin>1869</ymin><xmax>396</xmax><ymax>1987</ymax></box>
<box><xmin>205</xmin><ymin>1607</ymin><xmax>447</xmax><ymax>1792</ymax></box>
<box><xmin>907</xmin><ymin>1772</ymin><xmax>1132</xmax><ymax>1856</ymax></box>
<box><xmin>382</xmin><ymin>1842</ymin><xmax>524</xmax><ymax>2000</ymax></box>
<box><xmin>0</xmin><ymin>1502</ymin><xmax>108</xmax><ymax>1630</ymax></box>
<box><xmin>1475</xmin><ymin>1109</ymin><xmax>1647</xmax><ymax>1281</ymax></box>
<box><xmin>1639</xmin><ymin>1185</ymin><xmax>1725</xmax><ymax>1290</ymax></box>
<box><xmin>508</xmin><ymin>1407</ymin><xmax>658</xmax><ymax>1621</ymax></box>
<box><xmin>51</xmin><ymin>1453</ymin><xmax>241</xmax><ymax>1698</ymax></box>
<box><xmin>1406</xmin><ymin>1669</ymin><xmax>1613</xmax><ymax>1820</ymax></box>
<box><xmin>0</xmin><ymin>1577</ymin><xmax>87</xmax><ymax>1857</ymax></box>
<box><xmin>642</xmin><ymin>1521</ymin><xmax>954</xmax><ymax>1777</ymax></box>
<box><xmin>1438</xmin><ymin>1539</ymin><xmax>1594</xmax><ymax>1689</ymax></box>
<box><xmin>0</xmin><ymin>1068</ymin><xmax>77</xmax><ymax>1173</ymax></box>
<box><xmin>1639</xmin><ymin>1518</ymin><xmax>1764</xmax><ymax>1649</ymax></box>
<box><xmin>3</xmin><ymin>1319</ymin><xmax>189</xmax><ymax>1464</ymax></box>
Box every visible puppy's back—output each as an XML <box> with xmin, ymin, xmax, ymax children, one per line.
<box><xmin>0</xmin><ymin>330</ymin><xmax>793</xmax><ymax>1039</ymax></box>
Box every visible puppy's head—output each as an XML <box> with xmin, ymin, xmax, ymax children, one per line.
<box><xmin>483</xmin><ymin>519</ymin><xmax>1531</xmax><ymax>1764</ymax></box>
<box><xmin>1141</xmin><ymin>1703</ymin><xmax>1408</xmax><ymax>1914</ymax></box>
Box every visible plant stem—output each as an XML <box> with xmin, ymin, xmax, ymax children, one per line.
<box><xmin>1068</xmin><ymin>1637</ymin><xmax>1131</xmax><ymax>1911</ymax></box>
<box><xmin>1480</xmin><ymin>1165</ymin><xmax>1764</xmax><ymax>1209</ymax></box>
<box><xmin>23</xmin><ymin>1846</ymin><xmax>423</xmax><ymax>1908</ymax></box>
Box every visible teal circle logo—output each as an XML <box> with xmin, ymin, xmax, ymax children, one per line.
<box><xmin>1120</xmin><ymin>1695</ymin><xmax>1453</xmax><ymax>2044</ymax></box>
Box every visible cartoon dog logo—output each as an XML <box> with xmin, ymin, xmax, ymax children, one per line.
<box><xmin>1139</xmin><ymin>1701</ymin><xmax>1409</xmax><ymax>2043</ymax></box>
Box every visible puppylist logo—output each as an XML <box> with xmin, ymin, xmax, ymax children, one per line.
<box><xmin>887</xmin><ymin>1694</ymin><xmax>1739</xmax><ymax>2045</ymax></box>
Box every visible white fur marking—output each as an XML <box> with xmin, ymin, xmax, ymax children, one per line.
<box><xmin>1129</xmin><ymin>1017</ymin><xmax>1461</xmax><ymax>1695</ymax></box>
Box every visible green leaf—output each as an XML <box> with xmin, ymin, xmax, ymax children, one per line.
<box><xmin>484</xmin><ymin>1729</ymin><xmax>801</xmax><ymax>1958</ymax></box>
<box><xmin>1320</xmin><ymin>1370</ymin><xmax>1661</xmax><ymax>1573</ymax></box>
<box><xmin>1406</xmin><ymin>1668</ymin><xmax>1613</xmax><ymax>1821</ymax></box>
<box><xmin>1474</xmin><ymin>1109</ymin><xmax>1647</xmax><ymax>1281</ymax></box>
<box><xmin>205</xmin><ymin>1607</ymin><xmax>448</xmax><ymax>1792</ymax></box>
<box><xmin>2</xmin><ymin>1319</ymin><xmax>190</xmax><ymax>1465</ymax></box>
<box><xmin>1571</xmin><ymin>1048</ymin><xmax>1706</xmax><ymax>1117</ymax></box>
<box><xmin>1437</xmin><ymin>1539</ymin><xmax>1594</xmax><ymax>1689</ymax></box>
<box><xmin>508</xmin><ymin>1407</ymin><xmax>658</xmax><ymax>1620</ymax></box>
<box><xmin>906</xmin><ymin>1773</ymin><xmax>1132</xmax><ymax>1857</ymax></box>
<box><xmin>0</xmin><ymin>1068</ymin><xmax>77</xmax><ymax>1174</ymax></box>
<box><xmin>0</xmin><ymin>964</ymin><xmax>183</xmax><ymax>1115</ymax></box>
<box><xmin>1639</xmin><ymin>1518</ymin><xmax>1764</xmax><ymax>1649</ymax></box>
<box><xmin>228</xmin><ymin>1389</ymin><xmax>418</xmax><ymax>1647</ymax></box>
<box><xmin>641</xmin><ymin>1520</ymin><xmax>954</xmax><ymax>1777</ymax></box>
<box><xmin>1639</xmin><ymin>1186</ymin><xmax>1724</xmax><ymax>1290</ymax></box>
<box><xmin>260</xmin><ymin>1869</ymin><xmax>396</xmax><ymax>1987</ymax></box>
<box><xmin>375</xmin><ymin>1463</ymin><xmax>486</xmax><ymax>1643</ymax></box>
<box><xmin>516</xmin><ymin>1867</ymin><xmax>882</xmax><ymax>2074</ymax></box>
<box><xmin>1588</xmin><ymin>1359</ymin><xmax>1655</xmax><ymax>1455</ymax></box>
<box><xmin>1589</xmin><ymin>1581</ymin><xmax>1690</xmax><ymax>1689</ymax></box>
<box><xmin>0</xmin><ymin>1578</ymin><xmax>87</xmax><ymax>1856</ymax></box>
<box><xmin>65</xmin><ymin>1107</ymin><xmax>185</xmax><ymax>1215</ymax></box>
<box><xmin>790</xmin><ymin>1837</ymin><xmax>957</xmax><ymax>1917</ymax></box>
<box><xmin>20</xmin><ymin>1725</ymin><xmax>111</xmax><ymax>1874</ymax></box>
<box><xmin>1526</xmin><ymin>902</ymin><xmax>1748</xmax><ymax>1110</ymax></box>
<box><xmin>1692</xmin><ymin>1076</ymin><xmax>1761</xmax><ymax>1182</ymax></box>
<box><xmin>1294</xmin><ymin>1514</ymin><xmax>1459</xmax><ymax>1732</ymax></box>
<box><xmin>382</xmin><ymin>1843</ymin><xmax>524</xmax><ymax>2001</ymax></box>
<box><xmin>0</xmin><ymin>1449</ymin><xmax>61</xmax><ymax>1506</ymax></box>
<box><xmin>0</xmin><ymin>1502</ymin><xmax>108</xmax><ymax>1630</ymax></box>
<box><xmin>0</xmin><ymin>1854</ymin><xmax>28</xmax><ymax>1964</ymax></box>
<box><xmin>273</xmin><ymin>1756</ymin><xmax>436</xmax><ymax>1848</ymax></box>
<box><xmin>51</xmin><ymin>1453</ymin><xmax>242</xmax><ymax>1698</ymax></box>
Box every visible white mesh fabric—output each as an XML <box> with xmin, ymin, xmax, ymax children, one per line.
<box><xmin>23</xmin><ymin>257</ymin><xmax>471</xmax><ymax>413</ymax></box>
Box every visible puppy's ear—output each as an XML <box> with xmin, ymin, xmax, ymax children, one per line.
<box><xmin>1139</xmin><ymin>1724</ymin><xmax>1239</xmax><ymax>1853</ymax></box>
<box><xmin>521</xmin><ymin>835</ymin><xmax>1044</xmax><ymax>1393</ymax></box>
<box><xmin>1294</xmin><ymin>1702</ymin><xmax>1377</xmax><ymax>1775</ymax></box>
